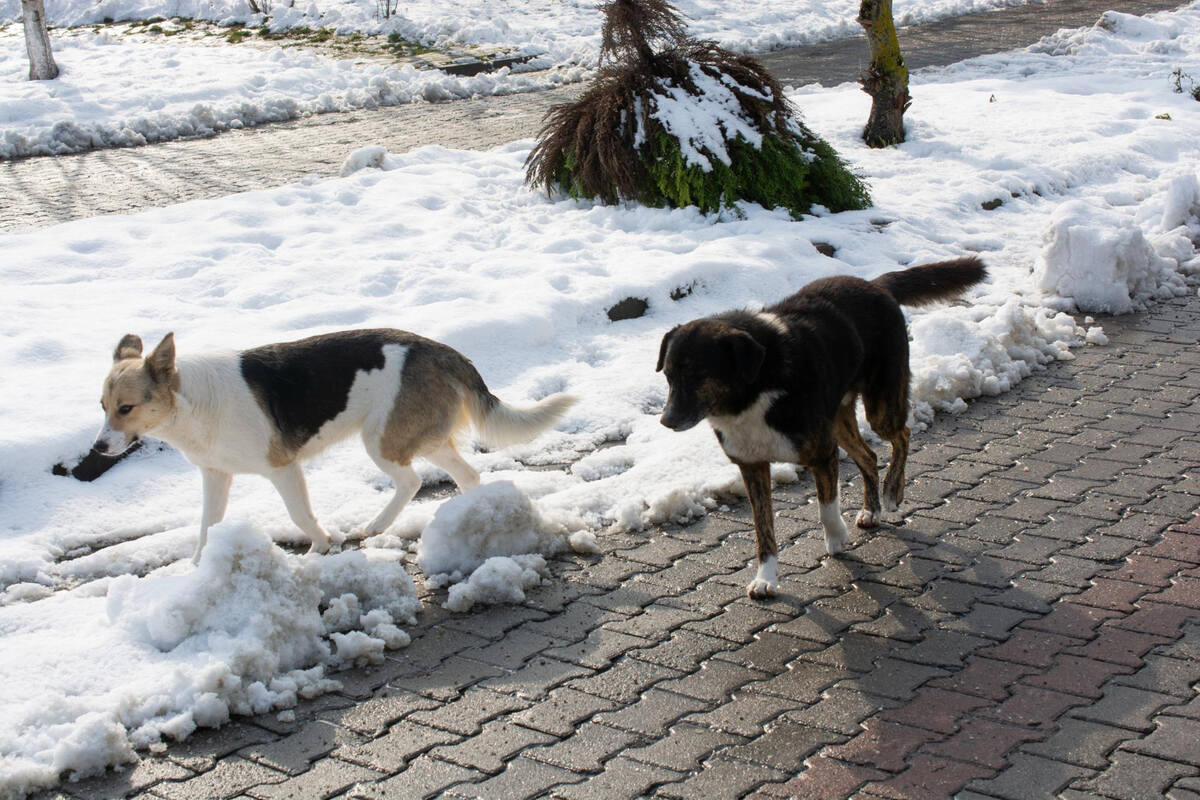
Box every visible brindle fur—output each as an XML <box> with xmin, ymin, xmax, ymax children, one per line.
<box><xmin>658</xmin><ymin>257</ymin><xmax>986</xmax><ymax>598</ymax></box>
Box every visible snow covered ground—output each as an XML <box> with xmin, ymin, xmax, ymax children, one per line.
<box><xmin>1</xmin><ymin>3</ymin><xmax>1199</xmax><ymax>796</ymax></box>
<box><xmin>1</xmin><ymin>0</ymin><xmax>1051</xmax><ymax>159</ymax></box>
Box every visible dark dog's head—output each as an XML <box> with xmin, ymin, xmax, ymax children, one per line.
<box><xmin>655</xmin><ymin>319</ymin><xmax>766</xmax><ymax>431</ymax></box>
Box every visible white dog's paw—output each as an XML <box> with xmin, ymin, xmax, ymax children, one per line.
<box><xmin>855</xmin><ymin>509</ymin><xmax>878</xmax><ymax>529</ymax></box>
<box><xmin>881</xmin><ymin>495</ymin><xmax>899</xmax><ymax>514</ymax></box>
<box><xmin>747</xmin><ymin>577</ymin><xmax>778</xmax><ymax>599</ymax></box>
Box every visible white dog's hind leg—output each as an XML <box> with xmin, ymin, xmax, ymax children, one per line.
<box><xmin>194</xmin><ymin>468</ymin><xmax>233</xmax><ymax>564</ymax></box>
<box><xmin>363</xmin><ymin>460</ymin><xmax>421</xmax><ymax>537</ymax></box>
<box><xmin>269</xmin><ymin>463</ymin><xmax>333</xmax><ymax>554</ymax></box>
<box><xmin>425</xmin><ymin>443</ymin><xmax>480</xmax><ymax>492</ymax></box>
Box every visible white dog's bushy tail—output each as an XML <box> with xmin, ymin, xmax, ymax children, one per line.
<box><xmin>466</xmin><ymin>391</ymin><xmax>576</xmax><ymax>449</ymax></box>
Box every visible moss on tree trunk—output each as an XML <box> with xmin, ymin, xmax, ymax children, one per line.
<box><xmin>858</xmin><ymin>0</ymin><xmax>909</xmax><ymax>147</ymax></box>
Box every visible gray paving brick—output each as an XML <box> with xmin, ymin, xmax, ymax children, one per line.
<box><xmin>477</xmin><ymin>656</ymin><xmax>592</xmax><ymax>701</ymax></box>
<box><xmin>1122</xmin><ymin>716</ymin><xmax>1200</xmax><ymax>767</ymax></box>
<box><xmin>246</xmin><ymin>758</ymin><xmax>382</xmax><ymax>800</ymax></box>
<box><xmin>406</xmin><ymin>687</ymin><xmax>531</xmax><ymax>737</ymax></box>
<box><xmin>1078</xmin><ymin>750</ymin><xmax>1200</xmax><ymax>800</ymax></box>
<box><xmin>604</xmin><ymin>604</ymin><xmax>709</xmax><ymax>642</ymax></box>
<box><xmin>388</xmin><ymin>656</ymin><xmax>506</xmax><ymax>702</ymax></box>
<box><xmin>356</xmin><ymin>755</ymin><xmax>483</xmax><ymax>799</ymax></box>
<box><xmin>1022</xmin><ymin>718</ymin><xmax>1135</xmax><ymax>769</ymax></box>
<box><xmin>334</xmin><ymin>720</ymin><xmax>462</xmax><ymax>773</ymax></box>
<box><xmin>1071</xmin><ymin>686</ymin><xmax>1180</xmax><ymax>734</ymax></box>
<box><xmin>782</xmin><ymin>687</ymin><xmax>898</xmax><ymax>736</ymax></box>
<box><xmin>165</xmin><ymin>723</ymin><xmax>279</xmax><ymax>772</ymax></box>
<box><xmin>321</xmin><ymin>689</ymin><xmax>439</xmax><ymax>737</ymax></box>
<box><xmin>548</xmin><ymin>756</ymin><xmax>681</xmax><ymax>800</ymax></box>
<box><xmin>593</xmin><ymin>688</ymin><xmax>710</xmax><ymax>737</ymax></box>
<box><xmin>241</xmin><ymin>720</ymin><xmax>364</xmax><ymax>776</ymax></box>
<box><xmin>658</xmin><ymin>659</ymin><xmax>770</xmax><ymax>703</ymax></box>
<box><xmin>964</xmin><ymin>752</ymin><xmax>1095</xmax><ymax>799</ymax></box>
<box><xmin>835</xmin><ymin>657</ymin><xmax>949</xmax><ymax>702</ymax></box>
<box><xmin>60</xmin><ymin>756</ymin><xmax>195</xmax><ymax>800</ymax></box>
<box><xmin>564</xmin><ymin>655</ymin><xmax>682</xmax><ymax>704</ymax></box>
<box><xmin>153</xmin><ymin>756</ymin><xmax>288</xmax><ymax>800</ymax></box>
<box><xmin>429</xmin><ymin>719</ymin><xmax>556</xmax><ymax>775</ymax></box>
<box><xmin>444</xmin><ymin>755</ymin><xmax>582</xmax><ymax>799</ymax></box>
<box><xmin>510</xmin><ymin>686</ymin><xmax>617</xmax><ymax>737</ymax></box>
<box><xmin>654</xmin><ymin>756</ymin><xmax>789</xmax><ymax>800</ymax></box>
<box><xmin>459</xmin><ymin>628</ymin><xmax>564</xmax><ymax>670</ymax></box>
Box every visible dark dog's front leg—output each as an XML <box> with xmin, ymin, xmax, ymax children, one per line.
<box><xmin>738</xmin><ymin>461</ymin><xmax>778</xmax><ymax>598</ymax></box>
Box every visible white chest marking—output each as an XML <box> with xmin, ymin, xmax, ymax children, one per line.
<box><xmin>708</xmin><ymin>390</ymin><xmax>798</xmax><ymax>464</ymax></box>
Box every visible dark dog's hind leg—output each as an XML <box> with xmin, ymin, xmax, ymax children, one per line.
<box><xmin>834</xmin><ymin>402</ymin><xmax>881</xmax><ymax>528</ymax></box>
<box><xmin>738</xmin><ymin>461</ymin><xmax>779</xmax><ymax>598</ymax></box>
<box><xmin>863</xmin><ymin>373</ymin><xmax>910</xmax><ymax>514</ymax></box>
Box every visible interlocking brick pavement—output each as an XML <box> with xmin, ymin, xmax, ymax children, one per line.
<box><xmin>37</xmin><ymin>279</ymin><xmax>1196</xmax><ymax>800</ymax></box>
<box><xmin>13</xmin><ymin>0</ymin><xmax>1200</xmax><ymax>796</ymax></box>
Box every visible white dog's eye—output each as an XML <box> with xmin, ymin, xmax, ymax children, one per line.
<box><xmin>118</xmin><ymin>405</ymin><xmax>134</xmax><ymax>415</ymax></box>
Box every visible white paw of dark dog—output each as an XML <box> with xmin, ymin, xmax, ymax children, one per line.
<box><xmin>746</xmin><ymin>578</ymin><xmax>778</xmax><ymax>599</ymax></box>
<box><xmin>881</xmin><ymin>496</ymin><xmax>899</xmax><ymax>514</ymax></box>
<box><xmin>824</xmin><ymin>526</ymin><xmax>850</xmax><ymax>555</ymax></box>
<box><xmin>855</xmin><ymin>508</ymin><xmax>878</xmax><ymax>529</ymax></box>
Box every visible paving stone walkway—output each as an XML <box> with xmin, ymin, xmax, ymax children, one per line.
<box><xmin>15</xmin><ymin>1</ymin><xmax>1200</xmax><ymax>797</ymax></box>
<box><xmin>45</xmin><ymin>291</ymin><xmax>1200</xmax><ymax>800</ymax></box>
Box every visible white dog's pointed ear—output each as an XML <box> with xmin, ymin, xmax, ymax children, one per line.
<box><xmin>113</xmin><ymin>334</ymin><xmax>143</xmax><ymax>363</ymax></box>
<box><xmin>145</xmin><ymin>332</ymin><xmax>176</xmax><ymax>381</ymax></box>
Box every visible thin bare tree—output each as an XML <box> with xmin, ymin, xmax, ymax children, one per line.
<box><xmin>21</xmin><ymin>0</ymin><xmax>59</xmax><ymax>80</ymax></box>
<box><xmin>858</xmin><ymin>0</ymin><xmax>909</xmax><ymax>147</ymax></box>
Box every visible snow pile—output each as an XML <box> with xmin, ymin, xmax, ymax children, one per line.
<box><xmin>0</xmin><ymin>0</ymin><xmax>1047</xmax><ymax>69</ymax></box>
<box><xmin>417</xmin><ymin>481</ymin><xmax>596</xmax><ymax>611</ymax></box>
<box><xmin>1034</xmin><ymin>197</ymin><xmax>1193</xmax><ymax>313</ymax></box>
<box><xmin>0</xmin><ymin>523</ymin><xmax>417</xmax><ymax>797</ymax></box>
<box><xmin>0</xmin><ymin>30</ymin><xmax>576</xmax><ymax>159</ymax></box>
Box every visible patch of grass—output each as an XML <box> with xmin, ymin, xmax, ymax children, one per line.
<box><xmin>385</xmin><ymin>31</ymin><xmax>435</xmax><ymax>57</ymax></box>
<box><xmin>226</xmin><ymin>28</ymin><xmax>249</xmax><ymax>43</ymax></box>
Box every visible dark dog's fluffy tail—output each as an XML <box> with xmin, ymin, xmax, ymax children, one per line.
<box><xmin>872</xmin><ymin>256</ymin><xmax>987</xmax><ymax>307</ymax></box>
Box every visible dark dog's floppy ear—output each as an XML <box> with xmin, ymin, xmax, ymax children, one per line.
<box><xmin>146</xmin><ymin>332</ymin><xmax>176</xmax><ymax>381</ymax></box>
<box><xmin>727</xmin><ymin>330</ymin><xmax>766</xmax><ymax>384</ymax></box>
<box><xmin>656</xmin><ymin>327</ymin><xmax>678</xmax><ymax>373</ymax></box>
<box><xmin>113</xmin><ymin>334</ymin><xmax>143</xmax><ymax>362</ymax></box>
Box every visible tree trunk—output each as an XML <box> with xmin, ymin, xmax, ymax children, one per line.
<box><xmin>21</xmin><ymin>0</ymin><xmax>59</xmax><ymax>81</ymax></box>
<box><xmin>858</xmin><ymin>0</ymin><xmax>909</xmax><ymax>148</ymax></box>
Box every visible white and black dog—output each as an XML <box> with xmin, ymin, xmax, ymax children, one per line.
<box><xmin>95</xmin><ymin>330</ymin><xmax>575</xmax><ymax>563</ymax></box>
<box><xmin>657</xmin><ymin>257</ymin><xmax>986</xmax><ymax>598</ymax></box>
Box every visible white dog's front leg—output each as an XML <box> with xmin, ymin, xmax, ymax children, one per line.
<box><xmin>194</xmin><ymin>468</ymin><xmax>233</xmax><ymax>564</ymax></box>
<box><xmin>269</xmin><ymin>463</ymin><xmax>333</xmax><ymax>555</ymax></box>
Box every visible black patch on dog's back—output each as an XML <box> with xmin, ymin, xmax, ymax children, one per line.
<box><xmin>241</xmin><ymin>330</ymin><xmax>415</xmax><ymax>453</ymax></box>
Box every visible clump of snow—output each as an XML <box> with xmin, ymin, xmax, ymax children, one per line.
<box><xmin>444</xmin><ymin>554</ymin><xmax>549</xmax><ymax>612</ymax></box>
<box><xmin>340</xmin><ymin>144</ymin><xmax>400</xmax><ymax>176</ymax></box>
<box><xmin>417</xmin><ymin>481</ymin><xmax>576</xmax><ymax>577</ymax></box>
<box><xmin>417</xmin><ymin>481</ymin><xmax>592</xmax><ymax>611</ymax></box>
<box><xmin>1034</xmin><ymin>199</ymin><xmax>1190</xmax><ymax>314</ymax></box>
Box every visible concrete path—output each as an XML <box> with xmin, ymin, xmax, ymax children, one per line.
<box><xmin>0</xmin><ymin>0</ymin><xmax>1185</xmax><ymax>233</ymax></box>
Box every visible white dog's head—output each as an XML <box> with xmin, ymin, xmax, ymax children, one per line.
<box><xmin>94</xmin><ymin>333</ymin><xmax>178</xmax><ymax>455</ymax></box>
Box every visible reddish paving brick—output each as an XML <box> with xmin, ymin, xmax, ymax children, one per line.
<box><xmin>1104</xmin><ymin>554</ymin><xmax>1192</xmax><ymax>587</ymax></box>
<box><xmin>1020</xmin><ymin>654</ymin><xmax>1136</xmax><ymax>699</ymax></box>
<box><xmin>1062</xmin><ymin>625</ymin><xmax>1175</xmax><ymax>668</ymax></box>
<box><xmin>924</xmin><ymin>718</ymin><xmax>1044</xmax><ymax>769</ymax></box>
<box><xmin>927</xmin><ymin>657</ymin><xmax>1038</xmax><ymax>701</ymax></box>
<box><xmin>983</xmin><ymin>684</ymin><xmax>1086</xmax><ymax>729</ymax></box>
<box><xmin>822</xmin><ymin>720</ymin><xmax>941</xmax><ymax>772</ymax></box>
<box><xmin>861</xmin><ymin>754</ymin><xmax>994</xmax><ymax>800</ymax></box>
<box><xmin>1110</xmin><ymin>600</ymin><xmax>1200</xmax><ymax>637</ymax></box>
<box><xmin>1145</xmin><ymin>575</ymin><xmax>1200</xmax><ymax>610</ymax></box>
<box><xmin>1066</xmin><ymin>578</ymin><xmax>1151</xmax><ymax>613</ymax></box>
<box><xmin>977</xmin><ymin>628</ymin><xmax>1080</xmax><ymax>668</ymax></box>
<box><xmin>1142</xmin><ymin>529</ymin><xmax>1200</xmax><ymax>565</ymax></box>
<box><xmin>758</xmin><ymin>755</ymin><xmax>888</xmax><ymax>798</ymax></box>
<box><xmin>878</xmin><ymin>687</ymin><xmax>990</xmax><ymax>734</ymax></box>
<box><xmin>1021</xmin><ymin>603</ymin><xmax>1123</xmax><ymax>641</ymax></box>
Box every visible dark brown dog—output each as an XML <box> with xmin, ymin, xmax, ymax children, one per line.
<box><xmin>657</xmin><ymin>257</ymin><xmax>986</xmax><ymax>597</ymax></box>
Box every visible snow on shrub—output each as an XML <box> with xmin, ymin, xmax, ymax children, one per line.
<box><xmin>524</xmin><ymin>0</ymin><xmax>870</xmax><ymax>219</ymax></box>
